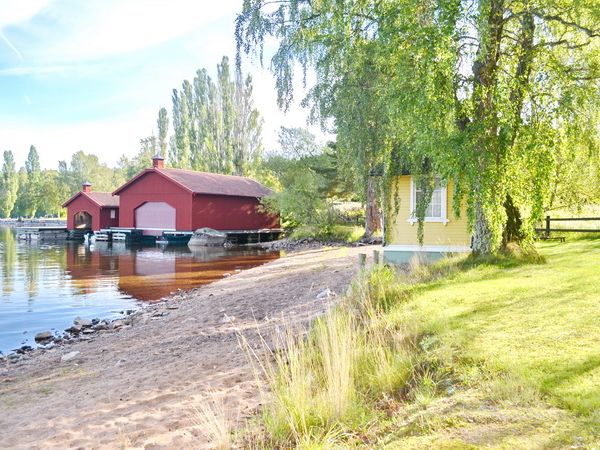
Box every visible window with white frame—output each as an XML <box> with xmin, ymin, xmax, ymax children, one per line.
<box><xmin>110</xmin><ymin>209</ymin><xmax>116</xmax><ymax>219</ymax></box>
<box><xmin>409</xmin><ymin>177</ymin><xmax>448</xmax><ymax>223</ymax></box>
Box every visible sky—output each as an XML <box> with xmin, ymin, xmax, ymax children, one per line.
<box><xmin>0</xmin><ymin>0</ymin><xmax>323</xmax><ymax>169</ymax></box>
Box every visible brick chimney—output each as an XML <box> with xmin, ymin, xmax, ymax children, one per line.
<box><xmin>82</xmin><ymin>181</ymin><xmax>92</xmax><ymax>193</ymax></box>
<box><xmin>152</xmin><ymin>154</ymin><xmax>164</xmax><ymax>169</ymax></box>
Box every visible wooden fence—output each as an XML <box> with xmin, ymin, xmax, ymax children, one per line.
<box><xmin>536</xmin><ymin>216</ymin><xmax>600</xmax><ymax>238</ymax></box>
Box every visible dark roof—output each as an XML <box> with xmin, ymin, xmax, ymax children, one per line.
<box><xmin>62</xmin><ymin>191</ymin><xmax>120</xmax><ymax>208</ymax></box>
<box><xmin>113</xmin><ymin>168</ymin><xmax>273</xmax><ymax>198</ymax></box>
<box><xmin>88</xmin><ymin>192</ymin><xmax>120</xmax><ymax>207</ymax></box>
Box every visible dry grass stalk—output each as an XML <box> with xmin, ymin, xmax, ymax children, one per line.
<box><xmin>192</xmin><ymin>390</ymin><xmax>233</xmax><ymax>450</ymax></box>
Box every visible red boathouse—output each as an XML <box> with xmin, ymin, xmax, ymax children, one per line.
<box><xmin>112</xmin><ymin>156</ymin><xmax>279</xmax><ymax>235</ymax></box>
<box><xmin>62</xmin><ymin>182</ymin><xmax>120</xmax><ymax>231</ymax></box>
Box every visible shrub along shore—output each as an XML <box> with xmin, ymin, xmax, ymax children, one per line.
<box><xmin>237</xmin><ymin>238</ymin><xmax>600</xmax><ymax>448</ymax></box>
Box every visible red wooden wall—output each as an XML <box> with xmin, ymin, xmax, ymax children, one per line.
<box><xmin>66</xmin><ymin>195</ymin><xmax>118</xmax><ymax>231</ymax></box>
<box><xmin>100</xmin><ymin>207</ymin><xmax>119</xmax><ymax>230</ymax></box>
<box><xmin>116</xmin><ymin>170</ymin><xmax>279</xmax><ymax>231</ymax></box>
<box><xmin>116</xmin><ymin>171</ymin><xmax>193</xmax><ymax>230</ymax></box>
<box><xmin>191</xmin><ymin>194</ymin><xmax>280</xmax><ymax>230</ymax></box>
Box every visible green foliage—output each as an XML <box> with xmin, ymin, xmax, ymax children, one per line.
<box><xmin>62</xmin><ymin>151</ymin><xmax>120</xmax><ymax>194</ymax></box>
<box><xmin>168</xmin><ymin>56</ymin><xmax>263</xmax><ymax>176</ymax></box>
<box><xmin>20</xmin><ymin>145</ymin><xmax>42</xmax><ymax>217</ymax></box>
<box><xmin>11</xmin><ymin>168</ymin><xmax>28</xmax><ymax>217</ymax></box>
<box><xmin>236</xmin><ymin>0</ymin><xmax>600</xmax><ymax>254</ymax></box>
<box><xmin>262</xmin><ymin>165</ymin><xmax>334</xmax><ymax>231</ymax></box>
<box><xmin>0</xmin><ymin>150</ymin><xmax>18</xmax><ymax>218</ymax></box>
<box><xmin>157</xmin><ymin>107</ymin><xmax>169</xmax><ymax>158</ymax></box>
<box><xmin>290</xmin><ymin>225</ymin><xmax>364</xmax><ymax>243</ymax></box>
<box><xmin>2</xmin><ymin>147</ymin><xmax>129</xmax><ymax>218</ymax></box>
<box><xmin>261</xmin><ymin>129</ymin><xmax>360</xmax><ymax>235</ymax></box>
<box><xmin>37</xmin><ymin>170</ymin><xmax>63</xmax><ymax>217</ymax></box>
<box><xmin>117</xmin><ymin>137</ymin><xmax>158</xmax><ymax>180</ymax></box>
<box><xmin>277</xmin><ymin>126</ymin><xmax>320</xmax><ymax>158</ymax></box>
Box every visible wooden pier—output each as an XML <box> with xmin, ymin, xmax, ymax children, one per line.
<box><xmin>89</xmin><ymin>227</ymin><xmax>282</xmax><ymax>246</ymax></box>
<box><xmin>95</xmin><ymin>228</ymin><xmax>144</xmax><ymax>244</ymax></box>
<box><xmin>16</xmin><ymin>226</ymin><xmax>68</xmax><ymax>242</ymax></box>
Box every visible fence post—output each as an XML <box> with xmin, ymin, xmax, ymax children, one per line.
<box><xmin>546</xmin><ymin>215</ymin><xmax>551</xmax><ymax>238</ymax></box>
<box><xmin>373</xmin><ymin>250</ymin><xmax>380</xmax><ymax>265</ymax></box>
<box><xmin>358</xmin><ymin>253</ymin><xmax>367</xmax><ymax>269</ymax></box>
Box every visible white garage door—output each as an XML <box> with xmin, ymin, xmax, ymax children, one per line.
<box><xmin>135</xmin><ymin>202</ymin><xmax>176</xmax><ymax>231</ymax></box>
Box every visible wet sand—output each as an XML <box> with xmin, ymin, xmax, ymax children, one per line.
<box><xmin>0</xmin><ymin>245</ymin><xmax>378</xmax><ymax>449</ymax></box>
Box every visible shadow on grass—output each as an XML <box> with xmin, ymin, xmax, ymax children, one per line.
<box><xmin>538</xmin><ymin>355</ymin><xmax>600</xmax><ymax>414</ymax></box>
<box><xmin>540</xmin><ymin>355</ymin><xmax>600</xmax><ymax>392</ymax></box>
<box><xmin>407</xmin><ymin>247</ymin><xmax>547</xmax><ymax>297</ymax></box>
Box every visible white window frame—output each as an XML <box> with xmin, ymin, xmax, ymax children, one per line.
<box><xmin>408</xmin><ymin>177</ymin><xmax>449</xmax><ymax>225</ymax></box>
<box><xmin>110</xmin><ymin>209</ymin><xmax>116</xmax><ymax>219</ymax></box>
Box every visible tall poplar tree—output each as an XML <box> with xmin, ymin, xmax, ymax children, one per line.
<box><xmin>0</xmin><ymin>150</ymin><xmax>18</xmax><ymax>218</ymax></box>
<box><xmin>22</xmin><ymin>145</ymin><xmax>42</xmax><ymax>217</ymax></box>
<box><xmin>192</xmin><ymin>69</ymin><xmax>210</xmax><ymax>171</ymax></box>
<box><xmin>168</xmin><ymin>56</ymin><xmax>264</xmax><ymax>175</ymax></box>
<box><xmin>170</xmin><ymin>89</ymin><xmax>183</xmax><ymax>166</ymax></box>
<box><xmin>157</xmin><ymin>107</ymin><xmax>169</xmax><ymax>158</ymax></box>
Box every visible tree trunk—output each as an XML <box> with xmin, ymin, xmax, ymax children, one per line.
<box><xmin>472</xmin><ymin>199</ymin><xmax>494</xmax><ymax>254</ymax></box>
<box><xmin>502</xmin><ymin>194</ymin><xmax>523</xmax><ymax>247</ymax></box>
<box><xmin>364</xmin><ymin>176</ymin><xmax>381</xmax><ymax>238</ymax></box>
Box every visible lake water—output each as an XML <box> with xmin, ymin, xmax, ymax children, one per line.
<box><xmin>0</xmin><ymin>227</ymin><xmax>279</xmax><ymax>354</ymax></box>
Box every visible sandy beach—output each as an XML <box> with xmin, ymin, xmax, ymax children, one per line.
<box><xmin>0</xmin><ymin>245</ymin><xmax>378</xmax><ymax>449</ymax></box>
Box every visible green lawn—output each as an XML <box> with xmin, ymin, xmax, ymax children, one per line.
<box><xmin>394</xmin><ymin>239</ymin><xmax>600</xmax><ymax>414</ymax></box>
<box><xmin>381</xmin><ymin>238</ymin><xmax>600</xmax><ymax>447</ymax></box>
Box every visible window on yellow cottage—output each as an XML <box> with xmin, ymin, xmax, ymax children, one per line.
<box><xmin>409</xmin><ymin>177</ymin><xmax>448</xmax><ymax>224</ymax></box>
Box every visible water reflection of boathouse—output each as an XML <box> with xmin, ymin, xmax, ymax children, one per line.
<box><xmin>65</xmin><ymin>244</ymin><xmax>279</xmax><ymax>301</ymax></box>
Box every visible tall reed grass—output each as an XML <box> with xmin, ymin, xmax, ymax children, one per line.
<box><xmin>239</xmin><ymin>265</ymin><xmax>439</xmax><ymax>447</ymax></box>
<box><xmin>236</xmin><ymin>243</ymin><xmax>578</xmax><ymax>448</ymax></box>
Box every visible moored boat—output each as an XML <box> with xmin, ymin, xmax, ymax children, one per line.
<box><xmin>188</xmin><ymin>228</ymin><xmax>227</xmax><ymax>247</ymax></box>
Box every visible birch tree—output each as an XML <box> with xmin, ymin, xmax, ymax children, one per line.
<box><xmin>236</xmin><ymin>0</ymin><xmax>600</xmax><ymax>254</ymax></box>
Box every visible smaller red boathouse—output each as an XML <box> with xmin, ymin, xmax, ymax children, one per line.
<box><xmin>62</xmin><ymin>182</ymin><xmax>120</xmax><ymax>232</ymax></box>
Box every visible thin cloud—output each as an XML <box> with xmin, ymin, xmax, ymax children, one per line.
<box><xmin>0</xmin><ymin>31</ymin><xmax>23</xmax><ymax>59</ymax></box>
<box><xmin>0</xmin><ymin>2</ymin><xmax>332</xmax><ymax>168</ymax></box>
<box><xmin>12</xmin><ymin>0</ymin><xmax>241</xmax><ymax>64</ymax></box>
<box><xmin>0</xmin><ymin>0</ymin><xmax>52</xmax><ymax>28</ymax></box>
<box><xmin>0</xmin><ymin>64</ymin><xmax>72</xmax><ymax>76</ymax></box>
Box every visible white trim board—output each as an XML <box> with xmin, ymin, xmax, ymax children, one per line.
<box><xmin>384</xmin><ymin>244</ymin><xmax>471</xmax><ymax>253</ymax></box>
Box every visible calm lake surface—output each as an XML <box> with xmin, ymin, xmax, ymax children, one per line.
<box><xmin>0</xmin><ymin>227</ymin><xmax>279</xmax><ymax>354</ymax></box>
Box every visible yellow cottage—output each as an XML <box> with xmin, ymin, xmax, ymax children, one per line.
<box><xmin>383</xmin><ymin>175</ymin><xmax>472</xmax><ymax>264</ymax></box>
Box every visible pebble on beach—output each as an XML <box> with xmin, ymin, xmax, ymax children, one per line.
<box><xmin>61</xmin><ymin>351</ymin><xmax>80</xmax><ymax>362</ymax></box>
<box><xmin>34</xmin><ymin>331</ymin><xmax>54</xmax><ymax>342</ymax></box>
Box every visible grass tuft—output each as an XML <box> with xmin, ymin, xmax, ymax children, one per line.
<box><xmin>192</xmin><ymin>390</ymin><xmax>233</xmax><ymax>450</ymax></box>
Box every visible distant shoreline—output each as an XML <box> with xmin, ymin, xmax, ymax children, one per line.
<box><xmin>0</xmin><ymin>218</ymin><xmax>66</xmax><ymax>227</ymax></box>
